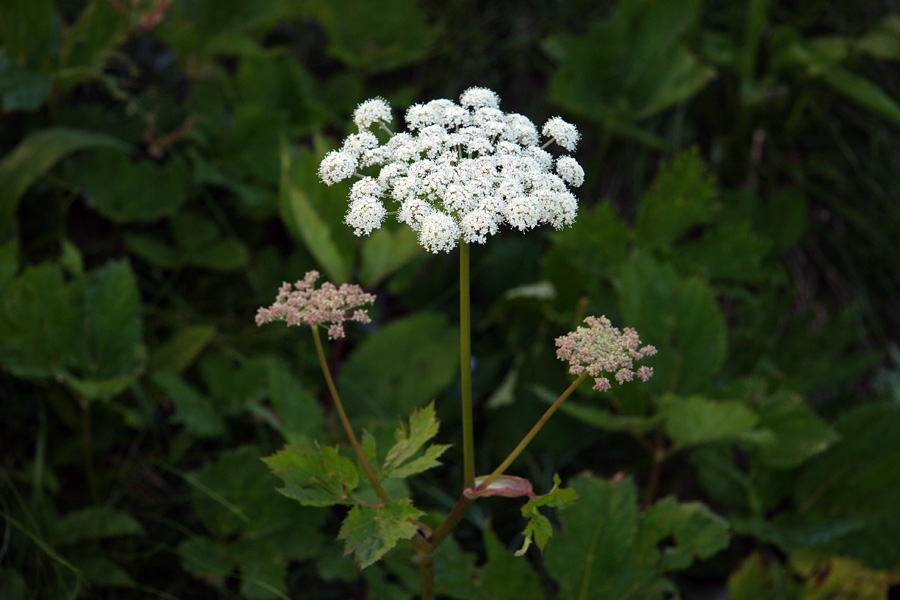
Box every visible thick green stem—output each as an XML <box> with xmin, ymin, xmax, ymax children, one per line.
<box><xmin>418</xmin><ymin>549</ymin><xmax>435</xmax><ymax>600</ymax></box>
<box><xmin>311</xmin><ymin>326</ymin><xmax>390</xmax><ymax>504</ymax></box>
<box><xmin>459</xmin><ymin>241</ymin><xmax>475</xmax><ymax>492</ymax></box>
<box><xmin>430</xmin><ymin>371</ymin><xmax>589</xmax><ymax>549</ymax></box>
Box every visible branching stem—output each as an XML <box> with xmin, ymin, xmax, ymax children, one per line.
<box><xmin>311</xmin><ymin>325</ymin><xmax>390</xmax><ymax>504</ymax></box>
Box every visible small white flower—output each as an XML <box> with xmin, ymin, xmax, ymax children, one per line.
<box><xmin>398</xmin><ymin>198</ymin><xmax>434</xmax><ymax>230</ymax></box>
<box><xmin>354</xmin><ymin>97</ymin><xmax>392</xmax><ymax>130</ymax></box>
<box><xmin>419</xmin><ymin>211</ymin><xmax>461</xmax><ymax>253</ymax></box>
<box><xmin>350</xmin><ymin>177</ymin><xmax>384</xmax><ymax>201</ymax></box>
<box><xmin>542</xmin><ymin>117</ymin><xmax>580</xmax><ymax>152</ymax></box>
<box><xmin>319</xmin><ymin>151</ymin><xmax>357</xmax><ymax>185</ymax></box>
<box><xmin>461</xmin><ymin>209</ymin><xmax>498</xmax><ymax>243</ymax></box>
<box><xmin>556</xmin><ymin>156</ymin><xmax>585</xmax><ymax>187</ymax></box>
<box><xmin>345</xmin><ymin>196</ymin><xmax>386</xmax><ymax>235</ymax></box>
<box><xmin>460</xmin><ymin>87</ymin><xmax>500</xmax><ymax>110</ymax></box>
<box><xmin>342</xmin><ymin>131</ymin><xmax>379</xmax><ymax>157</ymax></box>
<box><xmin>506</xmin><ymin>196</ymin><xmax>542</xmax><ymax>231</ymax></box>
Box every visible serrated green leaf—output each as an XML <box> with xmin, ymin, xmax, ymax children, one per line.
<box><xmin>545</xmin><ymin>473</ymin><xmax>730</xmax><ymax>598</ymax></box>
<box><xmin>636</xmin><ymin>149</ymin><xmax>717</xmax><ymax>248</ymax></box>
<box><xmin>55</xmin><ymin>506</ymin><xmax>145</xmax><ymax>546</ymax></box>
<box><xmin>383</xmin><ymin>401</ymin><xmax>449</xmax><ymax>478</ymax></box>
<box><xmin>309</xmin><ymin>0</ymin><xmax>432</xmax><ymax>73</ymax></box>
<box><xmin>265</xmin><ymin>358</ymin><xmax>324</xmax><ymax>443</ymax></box>
<box><xmin>66</xmin><ymin>260</ymin><xmax>146</xmax><ymax>398</ymax></box>
<box><xmin>64</xmin><ymin>149</ymin><xmax>190</xmax><ymax>223</ymax></box>
<box><xmin>337</xmin><ymin>498</ymin><xmax>423</xmax><ymax>569</ymax></box>
<box><xmin>264</xmin><ymin>444</ymin><xmax>359</xmax><ymax>507</ymax></box>
<box><xmin>638</xmin><ymin>497</ymin><xmax>730</xmax><ymax>571</ymax></box>
<box><xmin>339</xmin><ymin>312</ymin><xmax>458</xmax><ymax>419</ymax></box>
<box><xmin>751</xmin><ymin>390</ymin><xmax>838</xmax><ymax>469</ymax></box>
<box><xmin>727</xmin><ymin>552</ymin><xmax>799</xmax><ymax>600</ymax></box>
<box><xmin>178</xmin><ymin>536</ymin><xmax>233</xmax><ymax>587</ymax></box>
<box><xmin>0</xmin><ymin>264</ymin><xmax>77</xmax><ymax>380</ymax></box>
<box><xmin>388</xmin><ymin>443</ymin><xmax>451</xmax><ymax>479</ymax></box>
<box><xmin>660</xmin><ymin>394</ymin><xmax>758</xmax><ymax>448</ymax></box>
<box><xmin>516</xmin><ymin>474</ymin><xmax>579</xmax><ymax>556</ymax></box>
<box><xmin>78</xmin><ymin>557</ymin><xmax>134</xmax><ymax>588</ymax></box>
<box><xmin>0</xmin><ymin>128</ymin><xmax>128</xmax><ymax>233</ymax></box>
<box><xmin>790</xmin><ymin>552</ymin><xmax>898</xmax><ymax>600</ymax></box>
<box><xmin>479</xmin><ymin>523</ymin><xmax>544</xmax><ymax>600</ymax></box>
<box><xmin>154</xmin><ymin>370</ymin><xmax>224</xmax><ymax>438</ymax></box>
<box><xmin>150</xmin><ymin>325</ymin><xmax>218</xmax><ymax>375</ymax></box>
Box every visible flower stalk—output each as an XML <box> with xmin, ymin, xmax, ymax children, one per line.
<box><xmin>459</xmin><ymin>241</ymin><xmax>475</xmax><ymax>491</ymax></box>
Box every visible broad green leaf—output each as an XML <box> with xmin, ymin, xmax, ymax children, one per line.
<box><xmin>199</xmin><ymin>353</ymin><xmax>269</xmax><ymax>415</ymax></box>
<box><xmin>764</xmin><ymin>403</ymin><xmax>900</xmax><ymax>569</ymax></box>
<box><xmin>544</xmin><ymin>474</ymin><xmax>641</xmax><ymax>599</ymax></box>
<box><xmin>545</xmin><ymin>473</ymin><xmax>729</xmax><ymax>598</ymax></box>
<box><xmin>547</xmin><ymin>202</ymin><xmax>631</xmax><ymax>279</ymax></box>
<box><xmin>125</xmin><ymin>214</ymin><xmax>249</xmax><ymax>271</ymax></box>
<box><xmin>383</xmin><ymin>401</ymin><xmax>450</xmax><ymax>478</ymax></box>
<box><xmin>78</xmin><ymin>557</ymin><xmax>134</xmax><ymax>588</ymax></box>
<box><xmin>0</xmin><ymin>50</ymin><xmax>51</xmax><ymax>111</ymax></box>
<box><xmin>0</xmin><ymin>0</ymin><xmax>58</xmax><ymax>65</ymax></box>
<box><xmin>337</xmin><ymin>498</ymin><xmax>423</xmax><ymax>569</ymax></box>
<box><xmin>178</xmin><ymin>536</ymin><xmax>233</xmax><ymax>587</ymax></box>
<box><xmin>0</xmin><ymin>264</ymin><xmax>77</xmax><ymax>379</ymax></box>
<box><xmin>750</xmin><ymin>390</ymin><xmax>838</xmax><ymax>469</ymax></box>
<box><xmin>547</xmin><ymin>0</ymin><xmax>712</xmax><ymax>125</ymax></box>
<box><xmin>264</xmin><ymin>443</ymin><xmax>359</xmax><ymax>507</ymax></box>
<box><xmin>64</xmin><ymin>150</ymin><xmax>190</xmax><ymax>223</ymax></box>
<box><xmin>635</xmin><ymin>149</ymin><xmax>717</xmax><ymax>250</ymax></box>
<box><xmin>339</xmin><ymin>312</ymin><xmax>458</xmax><ymax>419</ymax></box>
<box><xmin>637</xmin><ymin>497</ymin><xmax>730</xmax><ymax>571</ymax></box>
<box><xmin>0</xmin><ymin>128</ymin><xmax>128</xmax><ymax>233</ymax></box>
<box><xmin>478</xmin><ymin>524</ymin><xmax>544</xmax><ymax>600</ymax></box>
<box><xmin>192</xmin><ymin>445</ymin><xmax>325</xmax><ymax>538</ymax></box>
<box><xmin>67</xmin><ymin>260</ymin><xmax>146</xmax><ymax>398</ymax></box>
<box><xmin>279</xmin><ymin>141</ymin><xmax>349</xmax><ymax>283</ymax></box>
<box><xmin>265</xmin><ymin>358</ymin><xmax>324</xmax><ymax>443</ymax></box>
<box><xmin>359</xmin><ymin>226</ymin><xmax>422</xmax><ymax>287</ymax></box>
<box><xmin>149</xmin><ymin>325</ymin><xmax>218</xmax><ymax>375</ymax></box>
<box><xmin>153</xmin><ymin>370</ymin><xmax>225</xmax><ymax>438</ymax></box>
<box><xmin>615</xmin><ymin>254</ymin><xmax>727</xmax><ymax>395</ymax></box>
<box><xmin>790</xmin><ymin>552</ymin><xmax>898</xmax><ymax>600</ymax></box>
<box><xmin>309</xmin><ymin>0</ymin><xmax>432</xmax><ymax>73</ymax></box>
<box><xmin>55</xmin><ymin>506</ymin><xmax>145</xmax><ymax>546</ymax></box>
<box><xmin>63</xmin><ymin>0</ymin><xmax>126</xmax><ymax>71</ymax></box>
<box><xmin>659</xmin><ymin>394</ymin><xmax>759</xmax><ymax>448</ymax></box>
<box><xmin>727</xmin><ymin>552</ymin><xmax>798</xmax><ymax>600</ymax></box>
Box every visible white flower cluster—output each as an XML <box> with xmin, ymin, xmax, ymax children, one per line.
<box><xmin>318</xmin><ymin>88</ymin><xmax>585</xmax><ymax>253</ymax></box>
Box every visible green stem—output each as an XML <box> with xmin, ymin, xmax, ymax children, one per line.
<box><xmin>459</xmin><ymin>241</ymin><xmax>475</xmax><ymax>492</ymax></box>
<box><xmin>419</xmin><ymin>548</ymin><xmax>435</xmax><ymax>600</ymax></box>
<box><xmin>430</xmin><ymin>371</ymin><xmax>589</xmax><ymax>549</ymax></box>
<box><xmin>478</xmin><ymin>371</ymin><xmax>589</xmax><ymax>492</ymax></box>
<box><xmin>311</xmin><ymin>326</ymin><xmax>390</xmax><ymax>504</ymax></box>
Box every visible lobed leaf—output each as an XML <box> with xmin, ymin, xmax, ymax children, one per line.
<box><xmin>264</xmin><ymin>444</ymin><xmax>359</xmax><ymax>507</ymax></box>
<box><xmin>337</xmin><ymin>498</ymin><xmax>423</xmax><ymax>569</ymax></box>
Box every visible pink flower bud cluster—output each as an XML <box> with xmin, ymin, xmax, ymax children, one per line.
<box><xmin>555</xmin><ymin>315</ymin><xmax>657</xmax><ymax>392</ymax></box>
<box><xmin>255</xmin><ymin>271</ymin><xmax>375</xmax><ymax>339</ymax></box>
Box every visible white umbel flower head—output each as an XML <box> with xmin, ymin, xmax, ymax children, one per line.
<box><xmin>319</xmin><ymin>88</ymin><xmax>584</xmax><ymax>252</ymax></box>
<box><xmin>542</xmin><ymin>117</ymin><xmax>580</xmax><ymax>152</ymax></box>
<box><xmin>354</xmin><ymin>97</ymin><xmax>392</xmax><ymax>130</ymax></box>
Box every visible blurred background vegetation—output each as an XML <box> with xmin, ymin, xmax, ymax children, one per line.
<box><xmin>2</xmin><ymin>0</ymin><xmax>900</xmax><ymax>598</ymax></box>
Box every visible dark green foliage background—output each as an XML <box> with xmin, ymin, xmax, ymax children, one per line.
<box><xmin>2</xmin><ymin>0</ymin><xmax>900</xmax><ymax>598</ymax></box>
